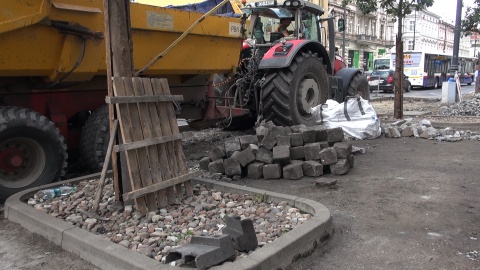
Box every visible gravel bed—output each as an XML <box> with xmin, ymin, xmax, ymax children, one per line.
<box><xmin>27</xmin><ymin>178</ymin><xmax>311</xmax><ymax>265</ymax></box>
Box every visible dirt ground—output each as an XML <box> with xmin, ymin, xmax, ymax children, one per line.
<box><xmin>2</xmin><ymin>113</ymin><xmax>480</xmax><ymax>269</ymax></box>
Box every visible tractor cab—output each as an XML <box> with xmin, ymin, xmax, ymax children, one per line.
<box><xmin>242</xmin><ymin>0</ymin><xmax>325</xmax><ymax>45</ymax></box>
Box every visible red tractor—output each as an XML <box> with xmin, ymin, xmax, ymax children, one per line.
<box><xmin>216</xmin><ymin>0</ymin><xmax>369</xmax><ymax>129</ymax></box>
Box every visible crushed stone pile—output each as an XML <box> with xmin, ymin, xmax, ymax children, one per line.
<box><xmin>438</xmin><ymin>94</ymin><xmax>480</xmax><ymax>116</ymax></box>
<box><xmin>381</xmin><ymin>118</ymin><xmax>480</xmax><ymax>142</ymax></box>
<box><xmin>28</xmin><ymin>180</ymin><xmax>310</xmax><ymax>264</ymax></box>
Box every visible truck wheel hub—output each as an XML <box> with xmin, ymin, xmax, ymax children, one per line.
<box><xmin>0</xmin><ymin>138</ymin><xmax>45</xmax><ymax>188</ymax></box>
<box><xmin>297</xmin><ymin>78</ymin><xmax>319</xmax><ymax>115</ymax></box>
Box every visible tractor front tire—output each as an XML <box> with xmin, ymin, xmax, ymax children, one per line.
<box><xmin>261</xmin><ymin>51</ymin><xmax>328</xmax><ymax>126</ymax></box>
<box><xmin>79</xmin><ymin>105</ymin><xmax>110</xmax><ymax>173</ymax></box>
<box><xmin>347</xmin><ymin>73</ymin><xmax>370</xmax><ymax>100</ymax></box>
<box><xmin>0</xmin><ymin>107</ymin><xmax>67</xmax><ymax>202</ymax></box>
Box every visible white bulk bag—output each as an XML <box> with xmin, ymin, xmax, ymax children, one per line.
<box><xmin>310</xmin><ymin>96</ymin><xmax>381</xmax><ymax>140</ymax></box>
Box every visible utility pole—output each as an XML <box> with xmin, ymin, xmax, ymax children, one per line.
<box><xmin>450</xmin><ymin>0</ymin><xmax>462</xmax><ymax>76</ymax></box>
<box><xmin>103</xmin><ymin>0</ymin><xmax>135</xmax><ymax>201</ymax></box>
<box><xmin>342</xmin><ymin>0</ymin><xmax>346</xmax><ymax>58</ymax></box>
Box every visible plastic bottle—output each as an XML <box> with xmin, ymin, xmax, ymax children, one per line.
<box><xmin>40</xmin><ymin>186</ymin><xmax>77</xmax><ymax>200</ymax></box>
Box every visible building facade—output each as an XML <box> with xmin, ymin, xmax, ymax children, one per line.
<box><xmin>328</xmin><ymin>0</ymin><xmax>395</xmax><ymax>71</ymax></box>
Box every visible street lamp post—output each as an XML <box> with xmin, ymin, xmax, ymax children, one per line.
<box><xmin>413</xmin><ymin>6</ymin><xmax>416</xmax><ymax>50</ymax></box>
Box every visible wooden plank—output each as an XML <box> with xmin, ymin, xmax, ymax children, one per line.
<box><xmin>122</xmin><ymin>171</ymin><xmax>202</xmax><ymax>201</ymax></box>
<box><xmin>131</xmin><ymin>77</ymin><xmax>165</xmax><ymax>209</ymax></box>
<box><xmin>92</xmin><ymin>120</ymin><xmax>118</xmax><ymax>213</ymax></box>
<box><xmin>114</xmin><ymin>133</ymin><xmax>183</xmax><ymax>152</ymax></box>
<box><xmin>105</xmin><ymin>95</ymin><xmax>184</xmax><ymax>104</ymax></box>
<box><xmin>112</xmin><ymin>77</ymin><xmax>147</xmax><ymax>213</ymax></box>
<box><xmin>158</xmin><ymin>79</ymin><xmax>193</xmax><ymax>196</ymax></box>
<box><xmin>142</xmin><ymin>78</ymin><xmax>171</xmax><ymax>207</ymax></box>
<box><xmin>151</xmin><ymin>79</ymin><xmax>180</xmax><ymax>204</ymax></box>
<box><xmin>123</xmin><ymin>77</ymin><xmax>157</xmax><ymax>211</ymax></box>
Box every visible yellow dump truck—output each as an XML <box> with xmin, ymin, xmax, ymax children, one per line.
<box><xmin>0</xmin><ymin>0</ymin><xmax>245</xmax><ymax>200</ymax></box>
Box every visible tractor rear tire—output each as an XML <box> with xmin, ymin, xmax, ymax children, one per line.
<box><xmin>347</xmin><ymin>73</ymin><xmax>370</xmax><ymax>100</ymax></box>
<box><xmin>261</xmin><ymin>51</ymin><xmax>328</xmax><ymax>126</ymax></box>
<box><xmin>79</xmin><ymin>105</ymin><xmax>110</xmax><ymax>173</ymax></box>
<box><xmin>0</xmin><ymin>107</ymin><xmax>67</xmax><ymax>202</ymax></box>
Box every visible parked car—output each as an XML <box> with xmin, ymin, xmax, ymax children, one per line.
<box><xmin>368</xmin><ymin>69</ymin><xmax>411</xmax><ymax>93</ymax></box>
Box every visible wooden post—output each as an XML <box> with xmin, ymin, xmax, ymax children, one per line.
<box><xmin>103</xmin><ymin>0</ymin><xmax>135</xmax><ymax>201</ymax></box>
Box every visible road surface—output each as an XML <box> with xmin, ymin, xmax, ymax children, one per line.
<box><xmin>371</xmin><ymin>83</ymin><xmax>475</xmax><ymax>99</ymax></box>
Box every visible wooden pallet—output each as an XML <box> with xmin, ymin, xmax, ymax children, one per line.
<box><xmin>109</xmin><ymin>77</ymin><xmax>199</xmax><ymax>213</ymax></box>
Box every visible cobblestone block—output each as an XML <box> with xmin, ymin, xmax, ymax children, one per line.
<box><xmin>256</xmin><ymin>125</ymin><xmax>269</xmax><ymax>141</ymax></box>
<box><xmin>239</xmin><ymin>135</ymin><xmax>259</xmax><ymax>150</ymax></box>
<box><xmin>304</xmin><ymin>143</ymin><xmax>321</xmax><ymax>160</ymax></box>
<box><xmin>199</xmin><ymin>157</ymin><xmax>211</xmax><ymax>171</ymax></box>
<box><xmin>260</xmin><ymin>135</ymin><xmax>276</xmax><ymax>150</ymax></box>
<box><xmin>246</xmin><ymin>144</ymin><xmax>259</xmax><ymax>155</ymax></box>
<box><xmin>347</xmin><ymin>154</ymin><xmax>354</xmax><ymax>168</ymax></box>
<box><xmin>263</xmin><ymin>164</ymin><xmax>282</xmax><ymax>179</ymax></box>
<box><xmin>327</xmin><ymin>127</ymin><xmax>344</xmax><ymax>143</ymax></box>
<box><xmin>315</xmin><ymin>129</ymin><xmax>328</xmax><ymax>142</ymax></box>
<box><xmin>290</xmin><ymin>146</ymin><xmax>305</xmax><ymax>160</ymax></box>
<box><xmin>319</xmin><ymin>141</ymin><xmax>329</xmax><ymax>149</ymax></box>
<box><xmin>283</xmin><ymin>162</ymin><xmax>304</xmax><ymax>180</ymax></box>
<box><xmin>290</xmin><ymin>124</ymin><xmax>307</xmax><ymax>133</ymax></box>
<box><xmin>247</xmin><ymin>162</ymin><xmax>264</xmax><ymax>179</ymax></box>
<box><xmin>276</xmin><ymin>136</ymin><xmax>291</xmax><ymax>147</ymax></box>
<box><xmin>386</xmin><ymin>127</ymin><xmax>401</xmax><ymax>138</ymax></box>
<box><xmin>268</xmin><ymin>126</ymin><xmax>284</xmax><ymax>139</ymax></box>
<box><xmin>225</xmin><ymin>137</ymin><xmax>241</xmax><ymax>157</ymax></box>
<box><xmin>303</xmin><ymin>160</ymin><xmax>323</xmax><ymax>177</ymax></box>
<box><xmin>256</xmin><ymin>148</ymin><xmax>273</xmax><ymax>164</ymax></box>
<box><xmin>208</xmin><ymin>159</ymin><xmax>224</xmax><ymax>174</ymax></box>
<box><xmin>224</xmin><ymin>158</ymin><xmax>242</xmax><ymax>177</ymax></box>
<box><xmin>333</xmin><ymin>142</ymin><xmax>352</xmax><ymax>159</ymax></box>
<box><xmin>230</xmin><ymin>151</ymin><xmax>240</xmax><ymax>160</ymax></box>
<box><xmin>401</xmin><ymin>126</ymin><xmax>414</xmax><ymax>137</ymax></box>
<box><xmin>302</xmin><ymin>130</ymin><xmax>316</xmax><ymax>144</ymax></box>
<box><xmin>330</xmin><ymin>159</ymin><xmax>350</xmax><ymax>175</ymax></box>
<box><xmin>234</xmin><ymin>148</ymin><xmax>256</xmax><ymax>167</ymax></box>
<box><xmin>319</xmin><ymin>147</ymin><xmax>338</xmax><ymax>165</ymax></box>
<box><xmin>273</xmin><ymin>145</ymin><xmax>291</xmax><ymax>165</ymax></box>
<box><xmin>290</xmin><ymin>133</ymin><xmax>304</xmax><ymax>147</ymax></box>
<box><xmin>208</xmin><ymin>146</ymin><xmax>226</xmax><ymax>161</ymax></box>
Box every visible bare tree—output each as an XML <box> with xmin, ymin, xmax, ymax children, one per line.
<box><xmin>355</xmin><ymin>0</ymin><xmax>434</xmax><ymax>118</ymax></box>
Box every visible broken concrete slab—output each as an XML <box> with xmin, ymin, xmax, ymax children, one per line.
<box><xmin>315</xmin><ymin>178</ymin><xmax>337</xmax><ymax>187</ymax></box>
<box><xmin>165</xmin><ymin>235</ymin><xmax>235</xmax><ymax>270</ymax></box>
<box><xmin>222</xmin><ymin>216</ymin><xmax>258</xmax><ymax>252</ymax></box>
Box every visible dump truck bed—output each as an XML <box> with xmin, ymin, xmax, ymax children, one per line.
<box><xmin>0</xmin><ymin>0</ymin><xmax>244</xmax><ymax>84</ymax></box>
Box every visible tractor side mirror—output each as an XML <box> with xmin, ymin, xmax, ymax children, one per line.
<box><xmin>338</xmin><ymin>18</ymin><xmax>345</xmax><ymax>32</ymax></box>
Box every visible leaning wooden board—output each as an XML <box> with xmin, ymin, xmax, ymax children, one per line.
<box><xmin>111</xmin><ymin>77</ymin><xmax>197</xmax><ymax>213</ymax></box>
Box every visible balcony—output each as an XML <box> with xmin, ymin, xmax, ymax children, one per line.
<box><xmin>356</xmin><ymin>34</ymin><xmax>377</xmax><ymax>45</ymax></box>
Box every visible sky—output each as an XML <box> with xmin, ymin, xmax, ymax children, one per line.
<box><xmin>427</xmin><ymin>0</ymin><xmax>476</xmax><ymax>23</ymax></box>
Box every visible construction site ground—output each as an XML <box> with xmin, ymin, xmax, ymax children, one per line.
<box><xmin>1</xmin><ymin>97</ymin><xmax>480</xmax><ymax>269</ymax></box>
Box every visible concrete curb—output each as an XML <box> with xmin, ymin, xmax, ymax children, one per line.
<box><xmin>4</xmin><ymin>174</ymin><xmax>332</xmax><ymax>270</ymax></box>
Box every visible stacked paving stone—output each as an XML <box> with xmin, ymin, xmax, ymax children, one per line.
<box><xmin>381</xmin><ymin>118</ymin><xmax>480</xmax><ymax>142</ymax></box>
<box><xmin>200</xmin><ymin>122</ymin><xmax>355</xmax><ymax>180</ymax></box>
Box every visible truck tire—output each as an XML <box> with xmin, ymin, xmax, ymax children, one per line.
<box><xmin>79</xmin><ymin>105</ymin><xmax>110</xmax><ymax>172</ymax></box>
<box><xmin>347</xmin><ymin>73</ymin><xmax>370</xmax><ymax>100</ymax></box>
<box><xmin>261</xmin><ymin>51</ymin><xmax>328</xmax><ymax>126</ymax></box>
<box><xmin>0</xmin><ymin>107</ymin><xmax>67</xmax><ymax>202</ymax></box>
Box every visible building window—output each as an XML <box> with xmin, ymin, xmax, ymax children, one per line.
<box><xmin>408</xmin><ymin>40</ymin><xmax>414</xmax><ymax>50</ymax></box>
<box><xmin>409</xmin><ymin>21</ymin><xmax>415</xmax><ymax>31</ymax></box>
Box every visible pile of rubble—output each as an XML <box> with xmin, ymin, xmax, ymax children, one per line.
<box><xmin>438</xmin><ymin>94</ymin><xmax>480</xmax><ymax>116</ymax></box>
<box><xmin>200</xmin><ymin>122</ymin><xmax>356</xmax><ymax>180</ymax></box>
<box><xmin>381</xmin><ymin>118</ymin><xmax>480</xmax><ymax>142</ymax></box>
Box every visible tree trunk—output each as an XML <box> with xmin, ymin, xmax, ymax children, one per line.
<box><xmin>394</xmin><ymin>0</ymin><xmax>404</xmax><ymax>119</ymax></box>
